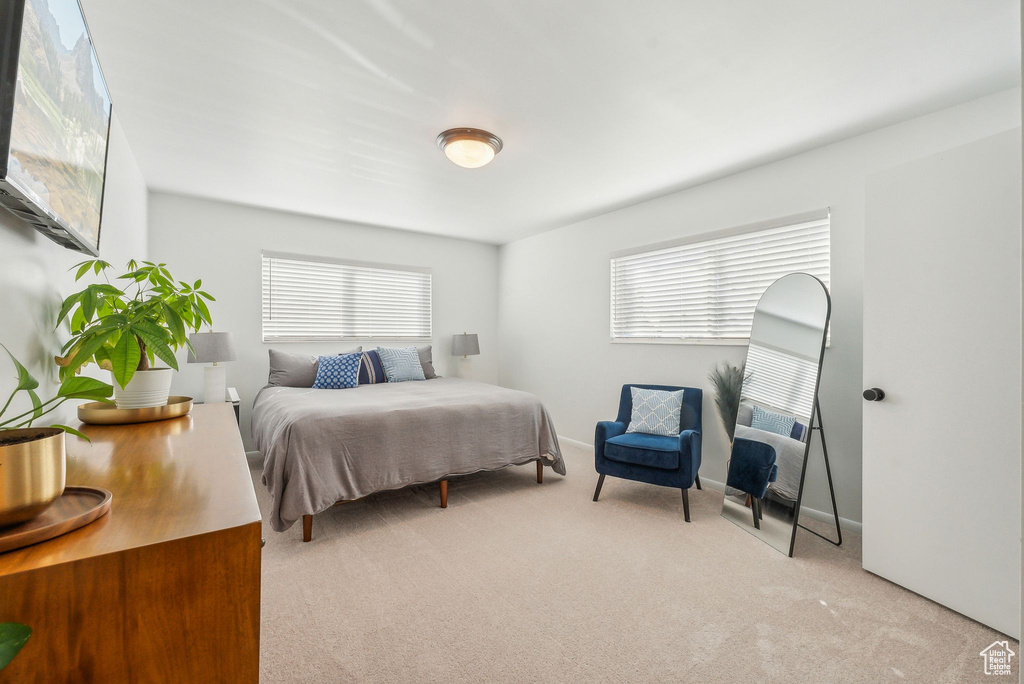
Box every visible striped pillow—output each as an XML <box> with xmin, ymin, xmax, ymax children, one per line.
<box><xmin>376</xmin><ymin>347</ymin><xmax>426</xmax><ymax>382</ymax></box>
<box><xmin>751</xmin><ymin>405</ymin><xmax>797</xmax><ymax>437</ymax></box>
<box><xmin>358</xmin><ymin>350</ymin><xmax>386</xmax><ymax>385</ymax></box>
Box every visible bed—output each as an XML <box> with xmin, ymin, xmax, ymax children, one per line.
<box><xmin>252</xmin><ymin>377</ymin><xmax>565</xmax><ymax>540</ymax></box>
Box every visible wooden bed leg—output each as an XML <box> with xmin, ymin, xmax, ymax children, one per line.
<box><xmin>302</xmin><ymin>515</ymin><xmax>312</xmax><ymax>542</ymax></box>
<box><xmin>439</xmin><ymin>480</ymin><xmax>448</xmax><ymax>508</ymax></box>
<box><xmin>537</xmin><ymin>459</ymin><xmax>543</xmax><ymax>484</ymax></box>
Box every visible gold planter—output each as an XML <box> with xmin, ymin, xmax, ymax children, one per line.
<box><xmin>0</xmin><ymin>428</ymin><xmax>66</xmax><ymax>527</ymax></box>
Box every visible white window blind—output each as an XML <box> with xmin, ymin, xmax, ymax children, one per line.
<box><xmin>610</xmin><ymin>214</ymin><xmax>829</xmax><ymax>343</ymax></box>
<box><xmin>742</xmin><ymin>342</ymin><xmax>819</xmax><ymax>422</ymax></box>
<box><xmin>261</xmin><ymin>252</ymin><xmax>431</xmax><ymax>341</ymax></box>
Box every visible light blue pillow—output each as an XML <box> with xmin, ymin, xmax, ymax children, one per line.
<box><xmin>376</xmin><ymin>347</ymin><xmax>426</xmax><ymax>382</ymax></box>
<box><xmin>312</xmin><ymin>352</ymin><xmax>362</xmax><ymax>389</ymax></box>
<box><xmin>626</xmin><ymin>387</ymin><xmax>684</xmax><ymax>436</ymax></box>
<box><xmin>751</xmin><ymin>405</ymin><xmax>797</xmax><ymax>437</ymax></box>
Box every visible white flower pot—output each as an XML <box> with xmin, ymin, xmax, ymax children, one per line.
<box><xmin>113</xmin><ymin>368</ymin><xmax>174</xmax><ymax>409</ymax></box>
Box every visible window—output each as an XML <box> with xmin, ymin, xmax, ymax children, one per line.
<box><xmin>261</xmin><ymin>252</ymin><xmax>431</xmax><ymax>341</ymax></box>
<box><xmin>610</xmin><ymin>212</ymin><xmax>829</xmax><ymax>343</ymax></box>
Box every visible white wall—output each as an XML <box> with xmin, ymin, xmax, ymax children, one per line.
<box><xmin>147</xmin><ymin>193</ymin><xmax>500</xmax><ymax>449</ymax></box>
<box><xmin>497</xmin><ymin>88</ymin><xmax>1022</xmax><ymax>524</ymax></box>
<box><xmin>0</xmin><ymin>113</ymin><xmax>148</xmax><ymax>424</ymax></box>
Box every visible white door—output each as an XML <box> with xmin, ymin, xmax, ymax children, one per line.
<box><xmin>863</xmin><ymin>128</ymin><xmax>1021</xmax><ymax>638</ymax></box>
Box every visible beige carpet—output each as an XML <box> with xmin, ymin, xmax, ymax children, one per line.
<box><xmin>253</xmin><ymin>442</ymin><xmax>1016</xmax><ymax>683</ymax></box>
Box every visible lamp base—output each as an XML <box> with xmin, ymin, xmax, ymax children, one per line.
<box><xmin>203</xmin><ymin>365</ymin><xmax>227</xmax><ymax>404</ymax></box>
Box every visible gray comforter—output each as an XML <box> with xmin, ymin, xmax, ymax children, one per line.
<box><xmin>253</xmin><ymin>377</ymin><xmax>565</xmax><ymax>531</ymax></box>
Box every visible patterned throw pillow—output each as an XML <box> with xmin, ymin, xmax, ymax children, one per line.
<box><xmin>376</xmin><ymin>347</ymin><xmax>426</xmax><ymax>382</ymax></box>
<box><xmin>358</xmin><ymin>350</ymin><xmax>386</xmax><ymax>385</ymax></box>
<box><xmin>312</xmin><ymin>353</ymin><xmax>362</xmax><ymax>389</ymax></box>
<box><xmin>626</xmin><ymin>387</ymin><xmax>685</xmax><ymax>437</ymax></box>
<box><xmin>751</xmin><ymin>405</ymin><xmax>797</xmax><ymax>437</ymax></box>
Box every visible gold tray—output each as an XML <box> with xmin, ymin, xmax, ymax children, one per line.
<box><xmin>78</xmin><ymin>396</ymin><xmax>193</xmax><ymax>425</ymax></box>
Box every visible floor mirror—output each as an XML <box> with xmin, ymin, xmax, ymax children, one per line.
<box><xmin>720</xmin><ymin>272</ymin><xmax>839</xmax><ymax>557</ymax></box>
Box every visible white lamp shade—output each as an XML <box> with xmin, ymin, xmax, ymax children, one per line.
<box><xmin>452</xmin><ymin>333</ymin><xmax>480</xmax><ymax>356</ymax></box>
<box><xmin>187</xmin><ymin>332</ymin><xmax>237</xmax><ymax>363</ymax></box>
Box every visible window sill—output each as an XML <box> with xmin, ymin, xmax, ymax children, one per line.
<box><xmin>610</xmin><ymin>337</ymin><xmax>750</xmax><ymax>346</ymax></box>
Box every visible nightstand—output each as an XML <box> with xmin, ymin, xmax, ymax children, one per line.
<box><xmin>197</xmin><ymin>387</ymin><xmax>241</xmax><ymax>426</ymax></box>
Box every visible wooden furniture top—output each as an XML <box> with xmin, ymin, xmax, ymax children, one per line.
<box><xmin>0</xmin><ymin>403</ymin><xmax>260</xmax><ymax>578</ymax></box>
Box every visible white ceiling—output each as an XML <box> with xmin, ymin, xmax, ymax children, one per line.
<box><xmin>82</xmin><ymin>0</ymin><xmax>1019</xmax><ymax>244</ymax></box>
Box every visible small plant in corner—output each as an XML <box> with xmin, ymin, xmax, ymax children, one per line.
<box><xmin>54</xmin><ymin>260</ymin><xmax>215</xmax><ymax>408</ymax></box>
<box><xmin>707</xmin><ymin>361</ymin><xmax>747</xmax><ymax>443</ymax></box>
<box><xmin>0</xmin><ymin>345</ymin><xmax>112</xmax><ymax>442</ymax></box>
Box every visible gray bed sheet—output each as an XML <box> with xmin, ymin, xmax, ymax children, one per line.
<box><xmin>253</xmin><ymin>377</ymin><xmax>565</xmax><ymax>531</ymax></box>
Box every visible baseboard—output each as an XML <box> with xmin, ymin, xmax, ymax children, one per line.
<box><xmin>557</xmin><ymin>434</ymin><xmax>862</xmax><ymax>534</ymax></box>
<box><xmin>558</xmin><ymin>435</ymin><xmax>592</xmax><ymax>451</ymax></box>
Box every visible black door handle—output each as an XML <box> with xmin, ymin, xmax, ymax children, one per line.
<box><xmin>863</xmin><ymin>388</ymin><xmax>885</xmax><ymax>402</ymax></box>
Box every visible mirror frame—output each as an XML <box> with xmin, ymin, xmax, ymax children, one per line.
<box><xmin>782</xmin><ymin>274</ymin><xmax>831</xmax><ymax>557</ymax></box>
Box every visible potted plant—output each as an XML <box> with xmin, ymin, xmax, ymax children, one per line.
<box><xmin>708</xmin><ymin>361</ymin><xmax>746</xmax><ymax>443</ymax></box>
<box><xmin>0</xmin><ymin>345</ymin><xmax>112</xmax><ymax>526</ymax></box>
<box><xmin>55</xmin><ymin>260</ymin><xmax>215</xmax><ymax>409</ymax></box>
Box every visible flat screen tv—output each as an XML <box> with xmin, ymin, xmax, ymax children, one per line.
<box><xmin>0</xmin><ymin>0</ymin><xmax>112</xmax><ymax>255</ymax></box>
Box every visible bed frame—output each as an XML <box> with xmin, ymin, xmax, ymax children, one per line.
<box><xmin>301</xmin><ymin>459</ymin><xmax>545</xmax><ymax>542</ymax></box>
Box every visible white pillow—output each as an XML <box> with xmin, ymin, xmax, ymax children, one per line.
<box><xmin>626</xmin><ymin>387</ymin><xmax>685</xmax><ymax>437</ymax></box>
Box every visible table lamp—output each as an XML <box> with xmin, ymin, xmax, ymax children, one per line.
<box><xmin>187</xmin><ymin>332</ymin><xmax>236</xmax><ymax>403</ymax></box>
<box><xmin>452</xmin><ymin>333</ymin><xmax>480</xmax><ymax>359</ymax></box>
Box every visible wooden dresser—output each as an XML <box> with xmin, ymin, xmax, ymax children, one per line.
<box><xmin>0</xmin><ymin>404</ymin><xmax>262</xmax><ymax>682</ymax></box>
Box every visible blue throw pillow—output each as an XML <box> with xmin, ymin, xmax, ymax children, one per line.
<box><xmin>312</xmin><ymin>352</ymin><xmax>362</xmax><ymax>389</ymax></box>
<box><xmin>376</xmin><ymin>347</ymin><xmax>425</xmax><ymax>382</ymax></box>
<box><xmin>625</xmin><ymin>387</ymin><xmax>684</xmax><ymax>437</ymax></box>
<box><xmin>358</xmin><ymin>350</ymin><xmax>386</xmax><ymax>385</ymax></box>
<box><xmin>751</xmin><ymin>405</ymin><xmax>797</xmax><ymax>437</ymax></box>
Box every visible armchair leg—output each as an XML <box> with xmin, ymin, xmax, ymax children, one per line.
<box><xmin>752</xmin><ymin>499</ymin><xmax>760</xmax><ymax>529</ymax></box>
<box><xmin>537</xmin><ymin>459</ymin><xmax>543</xmax><ymax>484</ymax></box>
<box><xmin>440</xmin><ymin>480</ymin><xmax>448</xmax><ymax>508</ymax></box>
<box><xmin>681</xmin><ymin>488</ymin><xmax>691</xmax><ymax>522</ymax></box>
<box><xmin>593</xmin><ymin>474</ymin><xmax>606</xmax><ymax>502</ymax></box>
<box><xmin>694</xmin><ymin>474</ymin><xmax>702</xmax><ymax>490</ymax></box>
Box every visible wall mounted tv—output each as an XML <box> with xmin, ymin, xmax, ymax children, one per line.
<box><xmin>0</xmin><ymin>0</ymin><xmax>112</xmax><ymax>256</ymax></box>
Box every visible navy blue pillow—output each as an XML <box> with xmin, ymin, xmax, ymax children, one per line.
<box><xmin>358</xmin><ymin>350</ymin><xmax>386</xmax><ymax>385</ymax></box>
<box><xmin>791</xmin><ymin>422</ymin><xmax>808</xmax><ymax>441</ymax></box>
<box><xmin>312</xmin><ymin>353</ymin><xmax>361</xmax><ymax>389</ymax></box>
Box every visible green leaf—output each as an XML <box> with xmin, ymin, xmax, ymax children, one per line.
<box><xmin>109</xmin><ymin>332</ymin><xmax>142</xmax><ymax>389</ymax></box>
<box><xmin>161</xmin><ymin>303</ymin><xmax>186</xmax><ymax>346</ymax></box>
<box><xmin>75</xmin><ymin>261</ymin><xmax>94</xmax><ymax>281</ymax></box>
<box><xmin>195</xmin><ymin>297</ymin><xmax>212</xmax><ymax>327</ymax></box>
<box><xmin>90</xmin><ymin>283</ymin><xmax>124</xmax><ymax>296</ymax></box>
<box><xmin>70</xmin><ymin>306</ymin><xmax>86</xmax><ymax>333</ymax></box>
<box><xmin>81</xmin><ymin>289</ymin><xmax>95</xmax><ymax>322</ymax></box>
<box><xmin>58</xmin><ymin>376</ymin><xmax>113</xmax><ymax>400</ymax></box>
<box><xmin>197</xmin><ymin>290</ymin><xmax>215</xmax><ymax>301</ymax></box>
<box><xmin>1</xmin><ymin>344</ymin><xmax>39</xmax><ymax>392</ymax></box>
<box><xmin>193</xmin><ymin>279</ymin><xmax>202</xmax><ymax>289</ymax></box>
<box><xmin>0</xmin><ymin>622</ymin><xmax>31</xmax><ymax>670</ymax></box>
<box><xmin>133</xmin><ymin>322</ymin><xmax>179</xmax><ymax>371</ymax></box>
<box><xmin>27</xmin><ymin>389</ymin><xmax>42</xmax><ymax>423</ymax></box>
<box><xmin>62</xmin><ymin>331</ymin><xmax>116</xmax><ymax>379</ymax></box>
<box><xmin>93</xmin><ymin>259</ymin><xmax>110</xmax><ymax>275</ymax></box>
<box><xmin>55</xmin><ymin>292</ymin><xmax>81</xmax><ymax>329</ymax></box>
<box><xmin>51</xmin><ymin>425</ymin><xmax>91</xmax><ymax>443</ymax></box>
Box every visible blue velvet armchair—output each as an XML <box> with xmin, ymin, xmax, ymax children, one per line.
<box><xmin>726</xmin><ymin>437</ymin><xmax>778</xmax><ymax>529</ymax></box>
<box><xmin>593</xmin><ymin>384</ymin><xmax>703</xmax><ymax>521</ymax></box>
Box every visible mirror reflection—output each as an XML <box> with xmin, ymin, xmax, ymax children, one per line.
<box><xmin>721</xmin><ymin>273</ymin><xmax>830</xmax><ymax>555</ymax></box>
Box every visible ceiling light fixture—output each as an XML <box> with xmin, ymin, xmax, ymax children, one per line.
<box><xmin>436</xmin><ymin>128</ymin><xmax>503</xmax><ymax>168</ymax></box>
